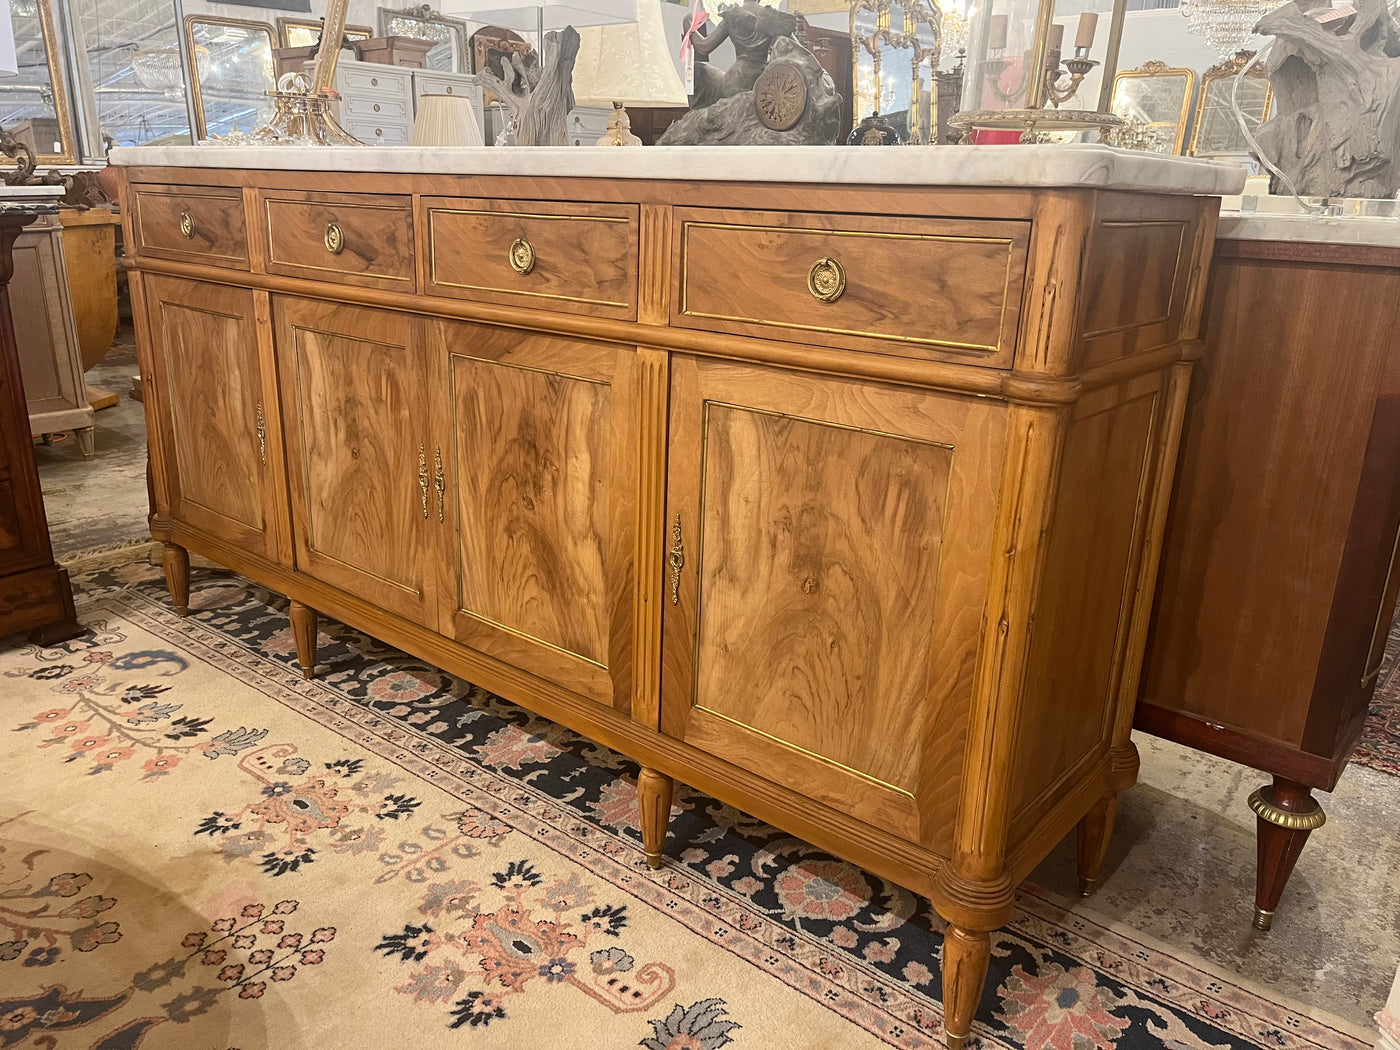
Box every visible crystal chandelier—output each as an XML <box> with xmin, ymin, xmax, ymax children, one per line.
<box><xmin>1180</xmin><ymin>0</ymin><xmax>1284</xmax><ymax>58</ymax></box>
<box><xmin>131</xmin><ymin>45</ymin><xmax>208</xmax><ymax>101</ymax></box>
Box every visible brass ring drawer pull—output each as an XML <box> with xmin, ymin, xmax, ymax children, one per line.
<box><xmin>509</xmin><ymin>237</ymin><xmax>536</xmax><ymax>276</ymax></box>
<box><xmin>179</xmin><ymin>210</ymin><xmax>195</xmax><ymax>239</ymax></box>
<box><xmin>807</xmin><ymin>257</ymin><xmax>846</xmax><ymax>303</ymax></box>
<box><xmin>325</xmin><ymin>222</ymin><xmax>345</xmax><ymax>254</ymax></box>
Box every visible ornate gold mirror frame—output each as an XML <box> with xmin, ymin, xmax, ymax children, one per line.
<box><xmin>277</xmin><ymin>18</ymin><xmax>375</xmax><ymax>48</ymax></box>
<box><xmin>183</xmin><ymin>16</ymin><xmax>277</xmax><ymax>142</ymax></box>
<box><xmin>849</xmin><ymin>0</ymin><xmax>942</xmax><ymax>143</ymax></box>
<box><xmin>377</xmin><ymin>5</ymin><xmax>471</xmax><ymax>72</ymax></box>
<box><xmin>8</xmin><ymin>0</ymin><xmax>77</xmax><ymax>166</ymax></box>
<box><xmin>1111</xmin><ymin>60</ymin><xmax>1196</xmax><ymax>154</ymax></box>
<box><xmin>1188</xmin><ymin>50</ymin><xmax>1273</xmax><ymax>157</ymax></box>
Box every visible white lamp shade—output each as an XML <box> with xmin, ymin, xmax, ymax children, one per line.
<box><xmin>0</xmin><ymin>4</ymin><xmax>17</xmax><ymax>79</ymax></box>
<box><xmin>412</xmin><ymin>93</ymin><xmax>485</xmax><ymax>146</ymax></box>
<box><xmin>454</xmin><ymin>0</ymin><xmax>637</xmax><ymax>33</ymax></box>
<box><xmin>572</xmin><ymin>0</ymin><xmax>686</xmax><ymax>107</ymax></box>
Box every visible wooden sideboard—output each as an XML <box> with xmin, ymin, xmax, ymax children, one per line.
<box><xmin>115</xmin><ymin>153</ymin><xmax>1225</xmax><ymax>1043</ymax></box>
<box><xmin>1138</xmin><ymin>227</ymin><xmax>1400</xmax><ymax>931</ymax></box>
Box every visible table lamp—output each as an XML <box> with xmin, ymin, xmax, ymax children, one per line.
<box><xmin>451</xmin><ymin>0</ymin><xmax>637</xmax><ymax>53</ymax></box>
<box><xmin>572</xmin><ymin>0</ymin><xmax>688</xmax><ymax>145</ymax></box>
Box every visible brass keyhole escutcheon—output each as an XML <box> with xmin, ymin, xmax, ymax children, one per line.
<box><xmin>807</xmin><ymin>257</ymin><xmax>846</xmax><ymax>303</ymax></box>
<box><xmin>179</xmin><ymin>211</ymin><xmax>195</xmax><ymax>239</ymax></box>
<box><xmin>325</xmin><ymin>222</ymin><xmax>345</xmax><ymax>255</ymax></box>
<box><xmin>509</xmin><ymin>237</ymin><xmax>536</xmax><ymax>276</ymax></box>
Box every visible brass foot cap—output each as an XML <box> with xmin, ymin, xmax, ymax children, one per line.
<box><xmin>1253</xmin><ymin>907</ymin><xmax>1275</xmax><ymax>931</ymax></box>
<box><xmin>945</xmin><ymin>1032</ymin><xmax>967</xmax><ymax>1050</ymax></box>
<box><xmin>175</xmin><ymin>607</ymin><xmax>189</xmax><ymax>617</ymax></box>
<box><xmin>301</xmin><ymin>667</ymin><xmax>314</xmax><ymax>680</ymax></box>
<box><xmin>645</xmin><ymin>852</ymin><xmax>664</xmax><ymax>870</ymax></box>
<box><xmin>1078</xmin><ymin>876</ymin><xmax>1097</xmax><ymax>898</ymax></box>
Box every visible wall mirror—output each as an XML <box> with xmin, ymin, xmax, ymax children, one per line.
<box><xmin>377</xmin><ymin>5</ymin><xmax>470</xmax><ymax>72</ymax></box>
<box><xmin>1189</xmin><ymin>51</ymin><xmax>1272</xmax><ymax>157</ymax></box>
<box><xmin>277</xmin><ymin>18</ymin><xmax>375</xmax><ymax>48</ymax></box>
<box><xmin>184</xmin><ymin>16</ymin><xmax>276</xmax><ymax>141</ymax></box>
<box><xmin>2</xmin><ymin>0</ymin><xmax>77</xmax><ymax>164</ymax></box>
<box><xmin>850</xmin><ymin>0</ymin><xmax>940</xmax><ymax>143</ymax></box>
<box><xmin>1111</xmin><ymin>61</ymin><xmax>1195</xmax><ymax>155</ymax></box>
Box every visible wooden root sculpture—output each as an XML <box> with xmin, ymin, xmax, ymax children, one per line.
<box><xmin>1254</xmin><ymin>0</ymin><xmax>1400</xmax><ymax>198</ymax></box>
<box><xmin>477</xmin><ymin>26</ymin><xmax>579</xmax><ymax>146</ymax></box>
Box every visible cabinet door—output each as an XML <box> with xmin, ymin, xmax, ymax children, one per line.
<box><xmin>428</xmin><ymin>320</ymin><xmax>636</xmax><ymax>711</ymax></box>
<box><xmin>275</xmin><ymin>297</ymin><xmax>438</xmax><ymax>627</ymax></box>
<box><xmin>661</xmin><ymin>357</ymin><xmax>1006</xmax><ymax>849</ymax></box>
<box><xmin>143</xmin><ymin>275</ymin><xmax>281</xmax><ymax>559</ymax></box>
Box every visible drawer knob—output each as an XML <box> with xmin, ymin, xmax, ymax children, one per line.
<box><xmin>179</xmin><ymin>210</ymin><xmax>195</xmax><ymax>239</ymax></box>
<box><xmin>807</xmin><ymin>257</ymin><xmax>846</xmax><ymax>303</ymax></box>
<box><xmin>373</xmin><ymin>103</ymin><xmax>381</xmax><ymax>112</ymax></box>
<box><xmin>324</xmin><ymin>222</ymin><xmax>345</xmax><ymax>255</ymax></box>
<box><xmin>509</xmin><ymin>237</ymin><xmax>536</xmax><ymax>276</ymax></box>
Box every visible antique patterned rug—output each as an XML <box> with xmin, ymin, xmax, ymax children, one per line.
<box><xmin>0</xmin><ymin>555</ymin><xmax>1371</xmax><ymax>1050</ymax></box>
<box><xmin>1355</xmin><ymin>614</ymin><xmax>1400</xmax><ymax>776</ymax></box>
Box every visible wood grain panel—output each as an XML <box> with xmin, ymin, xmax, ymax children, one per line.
<box><xmin>674</xmin><ymin>208</ymin><xmax>1028</xmax><ymax>366</ymax></box>
<box><xmin>1009</xmin><ymin>375</ymin><xmax>1160</xmax><ymax>836</ymax></box>
<box><xmin>429</xmin><ymin>321</ymin><xmax>636</xmax><ymax>707</ymax></box>
<box><xmin>143</xmin><ymin>275</ymin><xmax>272</xmax><ymax>556</ymax></box>
<box><xmin>132</xmin><ymin>185</ymin><xmax>247</xmax><ymax>269</ymax></box>
<box><xmin>275</xmin><ymin>297</ymin><xmax>436</xmax><ymax>626</ymax></box>
<box><xmin>662</xmin><ymin>357</ymin><xmax>1005</xmax><ymax>847</ymax></box>
<box><xmin>264</xmin><ymin>191</ymin><xmax>414</xmax><ymax>290</ymax></box>
<box><xmin>423</xmin><ymin>197</ymin><xmax>637</xmax><ymax>320</ymax></box>
<box><xmin>1142</xmin><ymin>248</ymin><xmax>1400</xmax><ymax>757</ymax></box>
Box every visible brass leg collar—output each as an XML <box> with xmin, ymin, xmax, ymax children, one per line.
<box><xmin>1248</xmin><ymin>787</ymin><xmax>1326</xmax><ymax>831</ymax></box>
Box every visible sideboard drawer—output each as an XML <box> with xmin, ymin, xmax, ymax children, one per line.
<box><xmin>263</xmin><ymin>190</ymin><xmax>415</xmax><ymax>290</ymax></box>
<box><xmin>674</xmin><ymin>208</ymin><xmax>1029</xmax><ymax>366</ymax></box>
<box><xmin>131</xmin><ymin>184</ymin><xmax>247</xmax><ymax>269</ymax></box>
<box><xmin>422</xmin><ymin>197</ymin><xmax>638</xmax><ymax>320</ymax></box>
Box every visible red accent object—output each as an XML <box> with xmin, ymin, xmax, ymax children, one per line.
<box><xmin>971</xmin><ymin>129</ymin><xmax>1023</xmax><ymax>144</ymax></box>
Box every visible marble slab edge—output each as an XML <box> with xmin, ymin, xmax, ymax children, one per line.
<box><xmin>1219</xmin><ymin>212</ymin><xmax>1400</xmax><ymax>247</ymax></box>
<box><xmin>109</xmin><ymin>143</ymin><xmax>1246</xmax><ymax>197</ymax></box>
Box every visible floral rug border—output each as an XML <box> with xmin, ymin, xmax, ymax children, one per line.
<box><xmin>63</xmin><ymin>577</ymin><xmax>1370</xmax><ymax>1050</ymax></box>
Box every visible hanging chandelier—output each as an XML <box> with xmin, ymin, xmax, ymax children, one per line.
<box><xmin>1180</xmin><ymin>0</ymin><xmax>1284</xmax><ymax>58</ymax></box>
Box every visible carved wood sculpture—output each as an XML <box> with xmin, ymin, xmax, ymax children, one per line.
<box><xmin>1255</xmin><ymin>0</ymin><xmax>1400</xmax><ymax>197</ymax></box>
<box><xmin>477</xmin><ymin>27</ymin><xmax>579</xmax><ymax>146</ymax></box>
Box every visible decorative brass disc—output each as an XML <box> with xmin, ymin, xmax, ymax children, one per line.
<box><xmin>509</xmin><ymin>237</ymin><xmax>536</xmax><ymax>276</ymax></box>
<box><xmin>754</xmin><ymin>62</ymin><xmax>807</xmax><ymax>131</ymax></box>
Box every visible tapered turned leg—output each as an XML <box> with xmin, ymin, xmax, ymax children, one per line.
<box><xmin>636</xmin><ymin>766</ymin><xmax>673</xmax><ymax>870</ymax></box>
<box><xmin>942</xmin><ymin>923</ymin><xmax>991</xmax><ymax>1049</ymax></box>
<box><xmin>1076</xmin><ymin>793</ymin><xmax>1119</xmax><ymax>898</ymax></box>
<box><xmin>289</xmin><ymin>600</ymin><xmax>318</xmax><ymax>680</ymax></box>
<box><xmin>161</xmin><ymin>542</ymin><xmax>189</xmax><ymax>616</ymax></box>
<box><xmin>1249</xmin><ymin>777</ymin><xmax>1325</xmax><ymax>931</ymax></box>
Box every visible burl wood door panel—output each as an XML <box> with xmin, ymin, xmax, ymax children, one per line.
<box><xmin>275</xmin><ymin>297</ymin><xmax>437</xmax><ymax>626</ymax></box>
<box><xmin>662</xmin><ymin>358</ymin><xmax>1006</xmax><ymax>847</ymax></box>
<box><xmin>143</xmin><ymin>275</ymin><xmax>278</xmax><ymax>557</ymax></box>
<box><xmin>428</xmin><ymin>321</ymin><xmax>636</xmax><ymax>709</ymax></box>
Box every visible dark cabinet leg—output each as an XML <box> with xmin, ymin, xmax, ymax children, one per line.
<box><xmin>1249</xmin><ymin>777</ymin><xmax>1326</xmax><ymax>930</ymax></box>
<box><xmin>161</xmin><ymin>542</ymin><xmax>189</xmax><ymax>616</ymax></box>
<box><xmin>289</xmin><ymin>600</ymin><xmax>318</xmax><ymax>680</ymax></box>
<box><xmin>941</xmin><ymin>923</ymin><xmax>991</xmax><ymax>1049</ymax></box>
<box><xmin>1076</xmin><ymin>793</ymin><xmax>1119</xmax><ymax>897</ymax></box>
<box><xmin>636</xmin><ymin>766</ymin><xmax>673</xmax><ymax>870</ymax></box>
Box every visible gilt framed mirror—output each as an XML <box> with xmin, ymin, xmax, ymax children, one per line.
<box><xmin>277</xmin><ymin>18</ymin><xmax>374</xmax><ymax>48</ymax></box>
<box><xmin>849</xmin><ymin>0</ymin><xmax>941</xmax><ymax>143</ymax></box>
<box><xmin>3</xmin><ymin>0</ymin><xmax>77</xmax><ymax>165</ymax></box>
<box><xmin>377</xmin><ymin>5</ymin><xmax>470</xmax><ymax>72</ymax></box>
<box><xmin>1189</xmin><ymin>50</ymin><xmax>1272</xmax><ymax>158</ymax></box>
<box><xmin>1111</xmin><ymin>61</ymin><xmax>1196</xmax><ymax>154</ymax></box>
<box><xmin>183</xmin><ymin>16</ymin><xmax>277</xmax><ymax>141</ymax></box>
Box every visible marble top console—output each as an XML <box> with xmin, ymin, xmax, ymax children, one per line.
<box><xmin>109</xmin><ymin>142</ymin><xmax>1245</xmax><ymax>196</ymax></box>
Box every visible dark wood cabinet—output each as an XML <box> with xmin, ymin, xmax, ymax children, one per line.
<box><xmin>0</xmin><ymin>208</ymin><xmax>81</xmax><ymax>643</ymax></box>
<box><xmin>1138</xmin><ymin>231</ymin><xmax>1400</xmax><ymax>930</ymax></box>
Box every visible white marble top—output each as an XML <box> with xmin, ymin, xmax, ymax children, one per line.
<box><xmin>0</xmin><ymin>185</ymin><xmax>64</xmax><ymax>200</ymax></box>
<box><xmin>1218</xmin><ymin>213</ymin><xmax>1400</xmax><ymax>247</ymax></box>
<box><xmin>108</xmin><ymin>143</ymin><xmax>1245</xmax><ymax>196</ymax></box>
